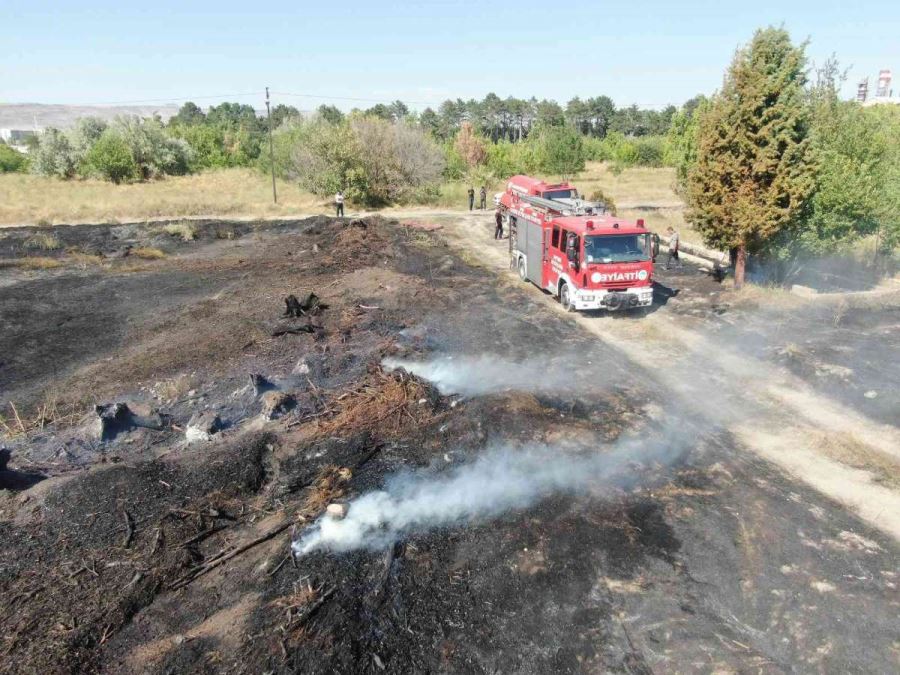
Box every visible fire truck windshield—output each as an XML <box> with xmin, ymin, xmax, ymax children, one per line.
<box><xmin>543</xmin><ymin>189</ymin><xmax>575</xmax><ymax>200</ymax></box>
<box><xmin>584</xmin><ymin>234</ymin><xmax>651</xmax><ymax>264</ymax></box>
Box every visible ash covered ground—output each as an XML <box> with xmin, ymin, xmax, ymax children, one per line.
<box><xmin>0</xmin><ymin>216</ymin><xmax>898</xmax><ymax>673</ymax></box>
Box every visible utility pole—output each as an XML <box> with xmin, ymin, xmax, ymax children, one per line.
<box><xmin>265</xmin><ymin>87</ymin><xmax>277</xmax><ymax>204</ymax></box>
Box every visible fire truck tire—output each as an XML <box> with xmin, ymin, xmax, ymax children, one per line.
<box><xmin>517</xmin><ymin>257</ymin><xmax>528</xmax><ymax>281</ymax></box>
<box><xmin>559</xmin><ymin>282</ymin><xmax>574</xmax><ymax>311</ymax></box>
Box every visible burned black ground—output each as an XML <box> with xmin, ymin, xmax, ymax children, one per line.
<box><xmin>1</xmin><ymin>217</ymin><xmax>898</xmax><ymax>673</ymax></box>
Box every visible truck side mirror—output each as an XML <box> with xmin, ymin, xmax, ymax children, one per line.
<box><xmin>566</xmin><ymin>245</ymin><xmax>578</xmax><ymax>263</ymax></box>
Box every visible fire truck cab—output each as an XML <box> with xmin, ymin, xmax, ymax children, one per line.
<box><xmin>501</xmin><ymin>176</ymin><xmax>654</xmax><ymax>312</ymax></box>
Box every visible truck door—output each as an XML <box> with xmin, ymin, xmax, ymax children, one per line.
<box><xmin>545</xmin><ymin>225</ymin><xmax>566</xmax><ymax>291</ymax></box>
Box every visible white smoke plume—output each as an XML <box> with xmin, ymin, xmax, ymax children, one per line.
<box><xmin>292</xmin><ymin>433</ymin><xmax>686</xmax><ymax>557</ymax></box>
<box><xmin>381</xmin><ymin>356</ymin><xmax>607</xmax><ymax>396</ymax></box>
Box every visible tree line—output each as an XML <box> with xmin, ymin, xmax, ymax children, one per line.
<box><xmin>2</xmin><ymin>92</ymin><xmax>688</xmax><ymax>185</ymax></box>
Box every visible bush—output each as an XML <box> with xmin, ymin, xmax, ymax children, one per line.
<box><xmin>31</xmin><ymin>128</ymin><xmax>77</xmax><ymax>178</ymax></box>
<box><xmin>274</xmin><ymin>115</ymin><xmax>444</xmax><ymax>206</ymax></box>
<box><xmin>114</xmin><ymin>116</ymin><xmax>192</xmax><ymax>179</ymax></box>
<box><xmin>83</xmin><ymin>131</ymin><xmax>138</xmax><ymax>183</ymax></box>
<box><xmin>70</xmin><ymin>117</ymin><xmax>108</xmax><ymax>160</ymax></box>
<box><xmin>527</xmin><ymin>124</ymin><xmax>585</xmax><ymax>179</ymax></box>
<box><xmin>169</xmin><ymin>124</ymin><xmax>230</xmax><ymax>170</ymax></box>
<box><xmin>0</xmin><ymin>143</ymin><xmax>28</xmax><ymax>173</ymax></box>
<box><xmin>485</xmin><ymin>140</ymin><xmax>530</xmax><ymax>178</ymax></box>
<box><xmin>632</xmin><ymin>136</ymin><xmax>664</xmax><ymax>167</ymax></box>
<box><xmin>587</xmin><ymin>188</ymin><xmax>617</xmax><ymax>215</ymax></box>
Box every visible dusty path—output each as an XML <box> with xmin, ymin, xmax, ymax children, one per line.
<box><xmin>434</xmin><ymin>210</ymin><xmax>900</xmax><ymax>540</ymax></box>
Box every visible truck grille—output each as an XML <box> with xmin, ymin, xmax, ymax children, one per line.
<box><xmin>603</xmin><ymin>282</ymin><xmax>632</xmax><ymax>291</ymax></box>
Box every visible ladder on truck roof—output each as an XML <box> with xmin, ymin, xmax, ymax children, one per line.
<box><xmin>517</xmin><ymin>192</ymin><xmax>574</xmax><ymax>215</ymax></box>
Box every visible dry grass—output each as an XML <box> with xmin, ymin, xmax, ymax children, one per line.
<box><xmin>15</xmin><ymin>256</ymin><xmax>63</xmax><ymax>270</ymax></box>
<box><xmin>67</xmin><ymin>250</ymin><xmax>104</xmax><ymax>266</ymax></box>
<box><xmin>131</xmin><ymin>246</ymin><xmax>167</xmax><ymax>260</ymax></box>
<box><xmin>317</xmin><ymin>369</ymin><xmax>436</xmax><ymax>438</ymax></box>
<box><xmin>566</xmin><ymin>162</ymin><xmax>681</xmax><ymax>208</ymax></box>
<box><xmin>300</xmin><ymin>465</ymin><xmax>353</xmax><ymax>516</ymax></box>
<box><xmin>726</xmin><ymin>283</ymin><xmax>806</xmax><ymax>309</ymax></box>
<box><xmin>0</xmin><ymin>395</ymin><xmax>83</xmax><ymax>439</ymax></box>
<box><xmin>0</xmin><ymin>169</ymin><xmax>324</xmax><ymax>226</ymax></box>
<box><xmin>162</xmin><ymin>221</ymin><xmax>198</xmax><ymax>241</ymax></box>
<box><xmin>811</xmin><ymin>431</ymin><xmax>900</xmax><ymax>490</ymax></box>
<box><xmin>24</xmin><ymin>232</ymin><xmax>62</xmax><ymax>250</ymax></box>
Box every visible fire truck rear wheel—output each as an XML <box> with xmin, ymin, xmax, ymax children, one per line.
<box><xmin>517</xmin><ymin>257</ymin><xmax>527</xmax><ymax>281</ymax></box>
<box><xmin>559</xmin><ymin>282</ymin><xmax>574</xmax><ymax>311</ymax></box>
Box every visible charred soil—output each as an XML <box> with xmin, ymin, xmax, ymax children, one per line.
<box><xmin>1</xmin><ymin>216</ymin><xmax>897</xmax><ymax>673</ymax></box>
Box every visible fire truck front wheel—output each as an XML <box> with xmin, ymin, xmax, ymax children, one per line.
<box><xmin>559</xmin><ymin>282</ymin><xmax>574</xmax><ymax>311</ymax></box>
<box><xmin>517</xmin><ymin>257</ymin><xmax>528</xmax><ymax>282</ymax></box>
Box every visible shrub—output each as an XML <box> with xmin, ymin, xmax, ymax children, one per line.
<box><xmin>31</xmin><ymin>128</ymin><xmax>77</xmax><ymax>178</ymax></box>
<box><xmin>274</xmin><ymin>115</ymin><xmax>444</xmax><ymax>205</ymax></box>
<box><xmin>0</xmin><ymin>143</ymin><xmax>28</xmax><ymax>173</ymax></box>
<box><xmin>83</xmin><ymin>131</ymin><xmax>138</xmax><ymax>183</ymax></box>
<box><xmin>587</xmin><ymin>189</ymin><xmax>618</xmax><ymax>215</ymax></box>
<box><xmin>527</xmin><ymin>124</ymin><xmax>585</xmax><ymax>179</ymax></box>
<box><xmin>70</xmin><ymin>117</ymin><xmax>108</xmax><ymax>161</ymax></box>
<box><xmin>485</xmin><ymin>140</ymin><xmax>530</xmax><ymax>178</ymax></box>
<box><xmin>453</xmin><ymin>122</ymin><xmax>487</xmax><ymax>169</ymax></box>
<box><xmin>114</xmin><ymin>116</ymin><xmax>192</xmax><ymax>179</ymax></box>
<box><xmin>632</xmin><ymin>136</ymin><xmax>664</xmax><ymax>167</ymax></box>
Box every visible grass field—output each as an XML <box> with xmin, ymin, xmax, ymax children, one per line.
<box><xmin>0</xmin><ymin>162</ymin><xmax>701</xmax><ymax>243</ymax></box>
<box><xmin>0</xmin><ymin>168</ymin><xmax>323</xmax><ymax>226</ymax></box>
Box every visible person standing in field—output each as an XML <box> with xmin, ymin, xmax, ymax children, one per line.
<box><xmin>467</xmin><ymin>186</ymin><xmax>475</xmax><ymax>211</ymax></box>
<box><xmin>665</xmin><ymin>226</ymin><xmax>681</xmax><ymax>269</ymax></box>
<box><xmin>479</xmin><ymin>186</ymin><xmax>487</xmax><ymax>210</ymax></box>
<box><xmin>494</xmin><ymin>208</ymin><xmax>504</xmax><ymax>239</ymax></box>
<box><xmin>335</xmin><ymin>190</ymin><xmax>345</xmax><ymax>217</ymax></box>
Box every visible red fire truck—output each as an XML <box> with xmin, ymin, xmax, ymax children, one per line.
<box><xmin>499</xmin><ymin>175</ymin><xmax>655</xmax><ymax>312</ymax></box>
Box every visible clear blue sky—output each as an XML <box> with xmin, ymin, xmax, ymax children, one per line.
<box><xmin>2</xmin><ymin>0</ymin><xmax>898</xmax><ymax>110</ymax></box>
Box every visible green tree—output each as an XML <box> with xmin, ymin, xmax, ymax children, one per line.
<box><xmin>317</xmin><ymin>104</ymin><xmax>345</xmax><ymax>125</ymax></box>
<box><xmin>802</xmin><ymin>84</ymin><xmax>900</xmax><ymax>257</ymax></box>
<box><xmin>529</xmin><ymin>124</ymin><xmax>584</xmax><ymax>179</ymax></box>
<box><xmin>685</xmin><ymin>27</ymin><xmax>815</xmax><ymax>288</ymax></box>
<box><xmin>69</xmin><ymin>117</ymin><xmax>108</xmax><ymax>161</ymax></box>
<box><xmin>170</xmin><ymin>102</ymin><xmax>206</xmax><ymax>126</ymax></box>
<box><xmin>114</xmin><ymin>116</ymin><xmax>192</xmax><ymax>178</ymax></box>
<box><xmin>83</xmin><ymin>130</ymin><xmax>138</xmax><ymax>183</ymax></box>
<box><xmin>271</xmin><ymin>104</ymin><xmax>300</xmax><ymax>128</ymax></box>
<box><xmin>665</xmin><ymin>96</ymin><xmax>707</xmax><ymax>187</ymax></box>
<box><xmin>31</xmin><ymin>128</ymin><xmax>77</xmax><ymax>178</ymax></box>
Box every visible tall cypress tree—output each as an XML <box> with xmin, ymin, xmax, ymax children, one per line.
<box><xmin>686</xmin><ymin>28</ymin><xmax>815</xmax><ymax>288</ymax></box>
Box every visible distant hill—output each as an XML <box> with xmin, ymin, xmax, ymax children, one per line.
<box><xmin>0</xmin><ymin>103</ymin><xmax>180</xmax><ymax>130</ymax></box>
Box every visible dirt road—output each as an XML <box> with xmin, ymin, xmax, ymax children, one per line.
<box><xmin>1</xmin><ymin>215</ymin><xmax>897</xmax><ymax>672</ymax></box>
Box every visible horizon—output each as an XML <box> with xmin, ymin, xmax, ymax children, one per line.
<box><xmin>3</xmin><ymin>1</ymin><xmax>898</xmax><ymax>114</ymax></box>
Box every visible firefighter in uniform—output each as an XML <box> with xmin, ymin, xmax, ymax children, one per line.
<box><xmin>467</xmin><ymin>186</ymin><xmax>475</xmax><ymax>211</ymax></box>
<box><xmin>479</xmin><ymin>186</ymin><xmax>487</xmax><ymax>210</ymax></box>
<box><xmin>494</xmin><ymin>208</ymin><xmax>504</xmax><ymax>239</ymax></box>
<box><xmin>665</xmin><ymin>226</ymin><xmax>681</xmax><ymax>269</ymax></box>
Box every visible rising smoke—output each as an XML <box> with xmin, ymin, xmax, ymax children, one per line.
<box><xmin>381</xmin><ymin>355</ymin><xmax>610</xmax><ymax>396</ymax></box>
<box><xmin>293</xmin><ymin>431</ymin><xmax>688</xmax><ymax>557</ymax></box>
